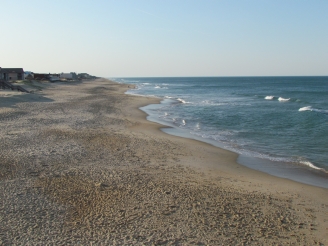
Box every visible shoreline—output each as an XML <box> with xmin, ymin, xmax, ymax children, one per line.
<box><xmin>123</xmin><ymin>82</ymin><xmax>328</xmax><ymax>189</ymax></box>
<box><xmin>1</xmin><ymin>78</ymin><xmax>327</xmax><ymax>245</ymax></box>
<box><xmin>140</xmin><ymin>105</ymin><xmax>328</xmax><ymax>189</ymax></box>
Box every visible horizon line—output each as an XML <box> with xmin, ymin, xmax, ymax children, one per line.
<box><xmin>107</xmin><ymin>75</ymin><xmax>328</xmax><ymax>78</ymax></box>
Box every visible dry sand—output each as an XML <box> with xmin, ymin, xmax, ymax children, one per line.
<box><xmin>0</xmin><ymin>79</ymin><xmax>327</xmax><ymax>245</ymax></box>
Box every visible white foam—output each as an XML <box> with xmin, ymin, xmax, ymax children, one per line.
<box><xmin>278</xmin><ymin>97</ymin><xmax>290</xmax><ymax>102</ymax></box>
<box><xmin>182</xmin><ymin>119</ymin><xmax>186</xmax><ymax>126</ymax></box>
<box><xmin>155</xmin><ymin>85</ymin><xmax>161</xmax><ymax>89</ymax></box>
<box><xmin>299</xmin><ymin>106</ymin><xmax>328</xmax><ymax>114</ymax></box>
<box><xmin>299</xmin><ymin>106</ymin><xmax>312</xmax><ymax>112</ymax></box>
<box><xmin>300</xmin><ymin>161</ymin><xmax>327</xmax><ymax>172</ymax></box>
<box><xmin>177</xmin><ymin>98</ymin><xmax>187</xmax><ymax>103</ymax></box>
<box><xmin>265</xmin><ymin>96</ymin><xmax>274</xmax><ymax>100</ymax></box>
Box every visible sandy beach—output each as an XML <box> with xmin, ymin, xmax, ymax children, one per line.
<box><xmin>0</xmin><ymin>78</ymin><xmax>327</xmax><ymax>245</ymax></box>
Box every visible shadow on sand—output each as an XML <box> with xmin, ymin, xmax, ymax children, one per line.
<box><xmin>0</xmin><ymin>91</ymin><xmax>54</xmax><ymax>108</ymax></box>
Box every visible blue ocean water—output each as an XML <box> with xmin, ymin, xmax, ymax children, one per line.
<box><xmin>112</xmin><ymin>77</ymin><xmax>328</xmax><ymax>187</ymax></box>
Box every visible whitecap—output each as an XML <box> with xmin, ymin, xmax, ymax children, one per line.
<box><xmin>265</xmin><ymin>96</ymin><xmax>274</xmax><ymax>100</ymax></box>
<box><xmin>177</xmin><ymin>98</ymin><xmax>187</xmax><ymax>103</ymax></box>
<box><xmin>300</xmin><ymin>161</ymin><xmax>327</xmax><ymax>173</ymax></box>
<box><xmin>182</xmin><ymin>119</ymin><xmax>186</xmax><ymax>126</ymax></box>
<box><xmin>278</xmin><ymin>97</ymin><xmax>290</xmax><ymax>102</ymax></box>
<box><xmin>299</xmin><ymin>106</ymin><xmax>328</xmax><ymax>114</ymax></box>
<box><xmin>299</xmin><ymin>106</ymin><xmax>312</xmax><ymax>112</ymax></box>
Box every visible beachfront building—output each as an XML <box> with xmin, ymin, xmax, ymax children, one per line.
<box><xmin>78</xmin><ymin>73</ymin><xmax>91</xmax><ymax>79</ymax></box>
<box><xmin>60</xmin><ymin>73</ymin><xmax>73</xmax><ymax>80</ymax></box>
<box><xmin>33</xmin><ymin>73</ymin><xmax>49</xmax><ymax>80</ymax></box>
<box><xmin>49</xmin><ymin>75</ymin><xmax>60</xmax><ymax>82</ymax></box>
<box><xmin>0</xmin><ymin>67</ymin><xmax>24</xmax><ymax>81</ymax></box>
<box><xmin>24</xmin><ymin>71</ymin><xmax>34</xmax><ymax>79</ymax></box>
<box><xmin>77</xmin><ymin>73</ymin><xmax>97</xmax><ymax>80</ymax></box>
<box><xmin>60</xmin><ymin>72</ymin><xmax>78</xmax><ymax>80</ymax></box>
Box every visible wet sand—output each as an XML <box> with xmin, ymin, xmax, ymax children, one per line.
<box><xmin>0</xmin><ymin>79</ymin><xmax>327</xmax><ymax>245</ymax></box>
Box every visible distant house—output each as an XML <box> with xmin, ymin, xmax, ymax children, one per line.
<box><xmin>60</xmin><ymin>73</ymin><xmax>73</xmax><ymax>80</ymax></box>
<box><xmin>71</xmin><ymin>72</ymin><xmax>77</xmax><ymax>80</ymax></box>
<box><xmin>0</xmin><ymin>67</ymin><xmax>24</xmax><ymax>81</ymax></box>
<box><xmin>33</xmin><ymin>73</ymin><xmax>50</xmax><ymax>80</ymax></box>
<box><xmin>25</xmin><ymin>74</ymin><xmax>34</xmax><ymax>80</ymax></box>
<box><xmin>78</xmin><ymin>73</ymin><xmax>89</xmax><ymax>79</ymax></box>
<box><xmin>59</xmin><ymin>72</ymin><xmax>78</xmax><ymax>80</ymax></box>
<box><xmin>77</xmin><ymin>73</ymin><xmax>97</xmax><ymax>79</ymax></box>
<box><xmin>49</xmin><ymin>75</ymin><xmax>60</xmax><ymax>82</ymax></box>
<box><xmin>24</xmin><ymin>71</ymin><xmax>34</xmax><ymax>79</ymax></box>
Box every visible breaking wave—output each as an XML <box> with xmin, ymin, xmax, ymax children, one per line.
<box><xmin>177</xmin><ymin>98</ymin><xmax>188</xmax><ymax>104</ymax></box>
<box><xmin>300</xmin><ymin>161</ymin><xmax>328</xmax><ymax>173</ymax></box>
<box><xmin>299</xmin><ymin>106</ymin><xmax>328</xmax><ymax>114</ymax></box>
<box><xmin>299</xmin><ymin>106</ymin><xmax>312</xmax><ymax>112</ymax></box>
<box><xmin>278</xmin><ymin>97</ymin><xmax>290</xmax><ymax>102</ymax></box>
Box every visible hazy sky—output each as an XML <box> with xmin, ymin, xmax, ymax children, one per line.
<box><xmin>1</xmin><ymin>0</ymin><xmax>327</xmax><ymax>77</ymax></box>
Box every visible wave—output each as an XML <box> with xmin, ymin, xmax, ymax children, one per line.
<box><xmin>278</xmin><ymin>97</ymin><xmax>290</xmax><ymax>102</ymax></box>
<box><xmin>265</xmin><ymin>96</ymin><xmax>274</xmax><ymax>100</ymax></box>
<box><xmin>300</xmin><ymin>161</ymin><xmax>328</xmax><ymax>173</ymax></box>
<box><xmin>299</xmin><ymin>106</ymin><xmax>312</xmax><ymax>112</ymax></box>
<box><xmin>154</xmin><ymin>85</ymin><xmax>168</xmax><ymax>89</ymax></box>
<box><xmin>181</xmin><ymin>119</ymin><xmax>186</xmax><ymax>126</ymax></box>
<box><xmin>299</xmin><ymin>106</ymin><xmax>328</xmax><ymax>114</ymax></box>
<box><xmin>177</xmin><ymin>98</ymin><xmax>189</xmax><ymax>104</ymax></box>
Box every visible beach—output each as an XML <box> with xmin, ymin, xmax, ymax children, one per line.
<box><xmin>0</xmin><ymin>78</ymin><xmax>327</xmax><ymax>245</ymax></box>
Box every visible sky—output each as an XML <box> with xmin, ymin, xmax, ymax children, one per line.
<box><xmin>1</xmin><ymin>0</ymin><xmax>327</xmax><ymax>77</ymax></box>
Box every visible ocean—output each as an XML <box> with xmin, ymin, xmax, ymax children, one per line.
<box><xmin>112</xmin><ymin>77</ymin><xmax>328</xmax><ymax>188</ymax></box>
